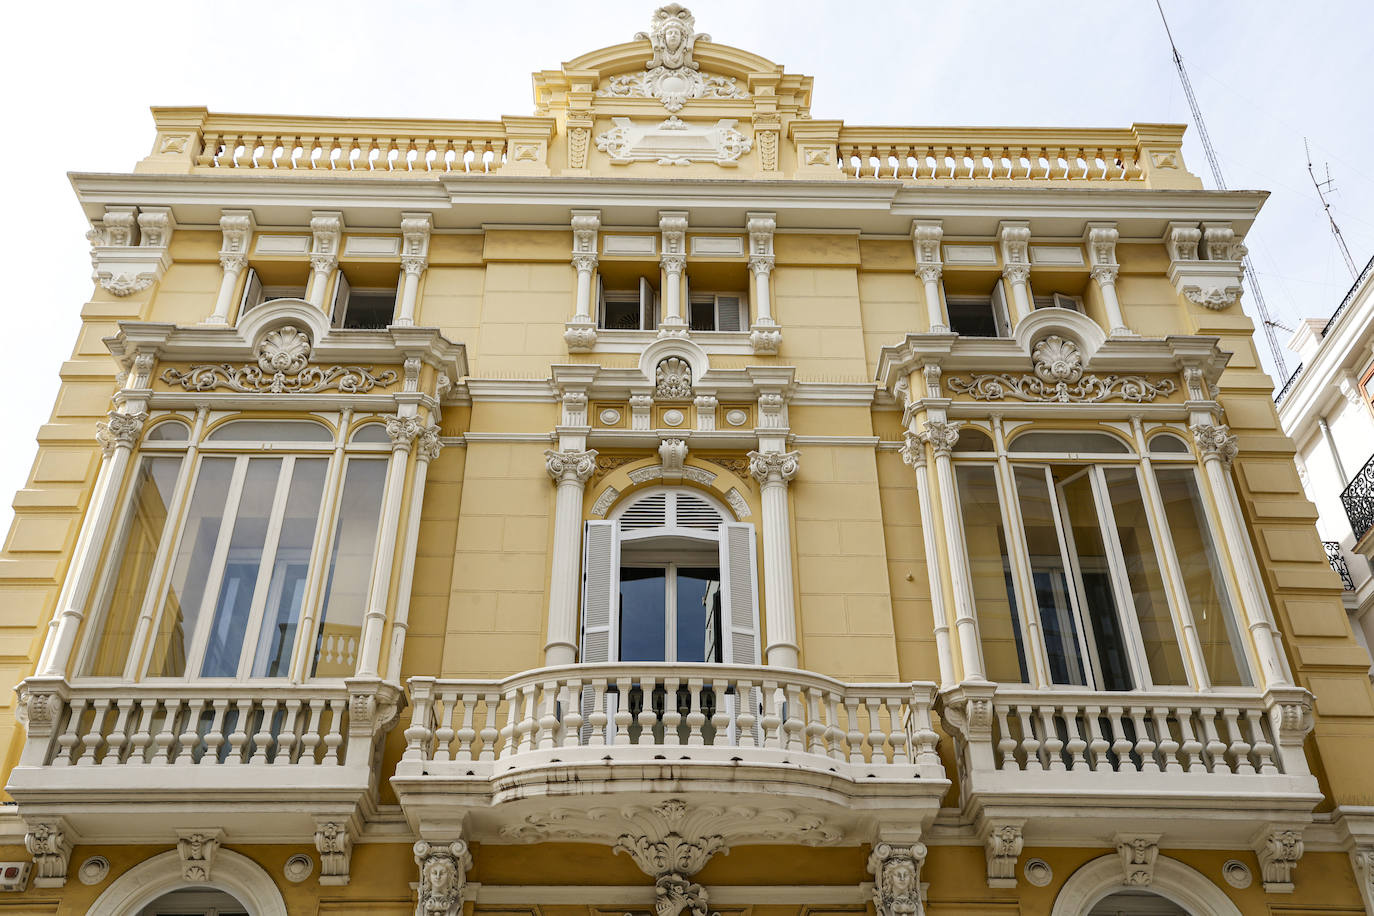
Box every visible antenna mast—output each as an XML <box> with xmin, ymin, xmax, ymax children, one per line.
<box><xmin>1154</xmin><ymin>0</ymin><xmax>1288</xmax><ymax>375</ymax></box>
<box><xmin>1305</xmin><ymin>137</ymin><xmax>1359</xmax><ymax>279</ymax></box>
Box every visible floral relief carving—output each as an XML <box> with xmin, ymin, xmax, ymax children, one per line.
<box><xmin>946</xmin><ymin>336</ymin><xmax>1177</xmax><ymax>404</ymax></box>
<box><xmin>656</xmin><ymin>357</ymin><xmax>693</xmax><ymax>399</ymax></box>
<box><xmin>160</xmin><ymin>323</ymin><xmax>398</xmax><ymax>395</ymax></box>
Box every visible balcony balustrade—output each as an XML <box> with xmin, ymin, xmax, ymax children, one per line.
<box><xmin>1342</xmin><ymin>453</ymin><xmax>1374</xmax><ymax>543</ymax></box>
<box><xmin>940</xmin><ymin>684</ymin><xmax>1320</xmax><ymax>847</ymax></box>
<box><xmin>393</xmin><ymin>663</ymin><xmax>948</xmax><ymax>844</ymax></box>
<box><xmin>1325</xmin><ymin>540</ymin><xmax>1357</xmax><ymax>591</ymax></box>
<box><xmin>834</xmin><ymin>127</ymin><xmax>1146</xmax><ymax>182</ymax></box>
<box><xmin>6</xmin><ymin>676</ymin><xmax>401</xmax><ymax>843</ymax></box>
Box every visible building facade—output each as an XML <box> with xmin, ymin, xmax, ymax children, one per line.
<box><xmin>1</xmin><ymin>6</ymin><xmax>1373</xmax><ymax>915</ymax></box>
<box><xmin>1277</xmin><ymin>255</ymin><xmax>1374</xmax><ymax>667</ymax></box>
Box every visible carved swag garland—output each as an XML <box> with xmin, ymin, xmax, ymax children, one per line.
<box><xmin>946</xmin><ymin>335</ymin><xmax>1176</xmax><ymax>404</ymax></box>
<box><xmin>161</xmin><ymin>325</ymin><xmax>398</xmax><ymax>394</ymax></box>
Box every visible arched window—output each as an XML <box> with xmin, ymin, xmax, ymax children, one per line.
<box><xmin>78</xmin><ymin>413</ymin><xmax>393</xmax><ymax>682</ymax></box>
<box><xmin>953</xmin><ymin>425</ymin><xmax>1250</xmax><ymax>691</ymax></box>
<box><xmin>581</xmin><ymin>487</ymin><xmax>759</xmax><ymax>666</ymax></box>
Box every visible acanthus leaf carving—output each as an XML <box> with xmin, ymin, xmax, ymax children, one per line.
<box><xmin>946</xmin><ymin>336</ymin><xmax>1176</xmax><ymax>404</ymax></box>
<box><xmin>160</xmin><ymin>323</ymin><xmax>398</xmax><ymax>395</ymax></box>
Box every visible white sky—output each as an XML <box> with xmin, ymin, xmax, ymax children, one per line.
<box><xmin>1</xmin><ymin>0</ymin><xmax>1371</xmax><ymax>537</ymax></box>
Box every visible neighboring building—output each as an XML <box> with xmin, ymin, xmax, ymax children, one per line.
<box><xmin>1277</xmin><ymin>254</ymin><xmax>1374</xmax><ymax>672</ymax></box>
<box><xmin>1</xmin><ymin>6</ymin><xmax>1372</xmax><ymax>915</ymax></box>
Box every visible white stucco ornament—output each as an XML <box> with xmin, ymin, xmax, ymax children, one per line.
<box><xmin>596</xmin><ymin>116</ymin><xmax>752</xmax><ymax>167</ymax></box>
<box><xmin>598</xmin><ymin>4</ymin><xmax>748</xmax><ymax>112</ymax></box>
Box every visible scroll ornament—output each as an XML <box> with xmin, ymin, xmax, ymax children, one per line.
<box><xmin>160</xmin><ymin>324</ymin><xmax>398</xmax><ymax>394</ymax></box>
<box><xmin>946</xmin><ymin>336</ymin><xmax>1176</xmax><ymax>404</ymax></box>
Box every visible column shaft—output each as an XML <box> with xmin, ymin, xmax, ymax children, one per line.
<box><xmin>544</xmin><ymin>450</ymin><xmax>596</xmax><ymax>666</ymax></box>
<box><xmin>760</xmin><ymin>479</ymin><xmax>799</xmax><ymax>668</ymax></box>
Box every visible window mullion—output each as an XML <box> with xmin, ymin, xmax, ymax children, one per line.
<box><xmin>1047</xmin><ymin>467</ymin><xmax>1101</xmax><ymax>690</ymax></box>
<box><xmin>1140</xmin><ymin>460</ymin><xmax>1210</xmax><ymax>690</ymax></box>
<box><xmin>288</xmin><ymin>416</ymin><xmax>351</xmax><ymax>683</ymax></box>
<box><xmin>181</xmin><ymin>456</ymin><xmax>250</xmax><ymax>678</ymax></box>
<box><xmin>665</xmin><ymin>564</ymin><xmax>677</xmax><ymax>663</ymax></box>
<box><xmin>1089</xmin><ymin>466</ymin><xmax>1155</xmax><ymax>691</ymax></box>
<box><xmin>234</xmin><ymin>455</ymin><xmax>297</xmax><ymax>681</ymax></box>
<box><xmin>995</xmin><ymin>459</ymin><xmax>1049</xmax><ymax>688</ymax></box>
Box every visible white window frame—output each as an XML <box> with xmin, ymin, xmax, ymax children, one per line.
<box><xmin>74</xmin><ymin>414</ymin><xmax>396</xmax><ymax>686</ymax></box>
<box><xmin>330</xmin><ymin>269</ymin><xmax>401</xmax><ymax>329</ymax></box>
<box><xmin>947</xmin><ymin>282</ymin><xmax>1013</xmax><ymax>338</ymax></box>
<box><xmin>952</xmin><ymin>423</ymin><xmax>1258</xmax><ymax>694</ymax></box>
<box><xmin>686</xmin><ymin>288</ymin><xmax>747</xmax><ymax>333</ymax></box>
<box><xmin>597</xmin><ymin>275</ymin><xmax>658</xmax><ymax>331</ymax></box>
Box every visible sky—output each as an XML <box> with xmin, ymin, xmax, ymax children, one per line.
<box><xmin>1</xmin><ymin>0</ymin><xmax>1371</xmax><ymax>537</ymax></box>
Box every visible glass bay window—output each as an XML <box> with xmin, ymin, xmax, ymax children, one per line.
<box><xmin>953</xmin><ymin>427</ymin><xmax>1253</xmax><ymax>692</ymax></box>
<box><xmin>78</xmin><ymin>416</ymin><xmax>394</xmax><ymax>682</ymax></box>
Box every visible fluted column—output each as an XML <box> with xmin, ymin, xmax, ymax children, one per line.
<box><xmin>913</xmin><ymin>220</ymin><xmax>949</xmax><ymax>333</ymax></box>
<box><xmin>385</xmin><ymin>426</ymin><xmax>442</xmax><ymax>679</ymax></box>
<box><xmin>1086</xmin><ymin>222</ymin><xmax>1132</xmax><ymax>336</ymax></box>
<box><xmin>544</xmin><ymin>448</ymin><xmax>597</xmax><ymax>666</ymax></box>
<box><xmin>1191</xmin><ymin>423</ymin><xmax>1288</xmax><ymax>687</ymax></box>
<box><xmin>565</xmin><ymin>210</ymin><xmax>600</xmax><ymax>351</ymax></box>
<box><xmin>922</xmin><ymin>419</ymin><xmax>986</xmax><ymax>681</ymax></box>
<box><xmin>354</xmin><ymin>414</ymin><xmax>422</xmax><ymax>678</ymax></box>
<box><xmin>998</xmin><ymin>221</ymin><xmax>1033</xmax><ymax>326</ymax></box>
<box><xmin>37</xmin><ymin>410</ymin><xmax>147</xmax><ymax>677</ymax></box>
<box><xmin>308</xmin><ymin>212</ymin><xmax>342</xmax><ymax>310</ymax></box>
<box><xmin>749</xmin><ymin>449</ymin><xmax>801</xmax><ymax>668</ymax></box>
<box><xmin>900</xmin><ymin>433</ymin><xmax>955</xmax><ymax>687</ymax></box>
<box><xmin>207</xmin><ymin>210</ymin><xmax>254</xmax><ymax>324</ymax></box>
<box><xmin>747</xmin><ymin>212</ymin><xmax>781</xmax><ymax>354</ymax></box>
<box><xmin>395</xmin><ymin>213</ymin><xmax>432</xmax><ymax>327</ymax></box>
<box><xmin>658</xmin><ymin>211</ymin><xmax>688</xmax><ymax>337</ymax></box>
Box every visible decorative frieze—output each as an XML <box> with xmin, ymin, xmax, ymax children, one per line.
<box><xmin>868</xmin><ymin>841</ymin><xmax>927</xmax><ymax>916</ymax></box>
<box><xmin>161</xmin><ymin>324</ymin><xmax>398</xmax><ymax>395</ymax></box>
<box><xmin>413</xmin><ymin>839</ymin><xmax>472</xmax><ymax>916</ymax></box>
<box><xmin>946</xmin><ymin>336</ymin><xmax>1176</xmax><ymax>404</ymax></box>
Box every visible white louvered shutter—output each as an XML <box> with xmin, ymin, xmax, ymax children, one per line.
<box><xmin>717</xmin><ymin>295</ymin><xmax>743</xmax><ymax>331</ymax></box>
<box><xmin>580</xmin><ymin>521</ymin><xmax>619</xmax><ymax>742</ymax></box>
<box><xmin>720</xmin><ymin>522</ymin><xmax>762</xmax><ymax>745</ymax></box>
<box><xmin>719</xmin><ymin>522</ymin><xmax>760</xmax><ymax>664</ymax></box>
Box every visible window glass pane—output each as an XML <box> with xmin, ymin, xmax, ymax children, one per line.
<box><xmin>208</xmin><ymin>420</ymin><xmax>333</xmax><ymax>442</ymax></box>
<box><xmin>148</xmin><ymin>458</ymin><xmax>236</xmax><ymax>677</ymax></box>
<box><xmin>201</xmin><ymin>459</ymin><xmax>284</xmax><ymax>677</ymax></box>
<box><xmin>311</xmin><ymin>458</ymin><xmax>388</xmax><ymax>677</ymax></box>
<box><xmin>1149</xmin><ymin>434</ymin><xmax>1190</xmax><ymax>454</ymax></box>
<box><xmin>84</xmin><ymin>457</ymin><xmax>181</xmax><ymax>676</ymax></box>
<box><xmin>1014</xmin><ymin>467</ymin><xmax>1089</xmax><ymax>687</ymax></box>
<box><xmin>1103</xmin><ymin>468</ymin><xmax>1188</xmax><ymax>686</ymax></box>
<box><xmin>953</xmin><ymin>429</ymin><xmax>993</xmax><ymax>452</ymax></box>
<box><xmin>1154</xmin><ymin>467</ymin><xmax>1250</xmax><ymax>686</ymax></box>
<box><xmin>947</xmin><ymin>299</ymin><xmax>998</xmax><ymax>337</ymax></box>
<box><xmin>1057</xmin><ymin>471</ymin><xmax>1134</xmax><ymax>691</ymax></box>
<box><xmin>250</xmin><ymin>459</ymin><xmax>328</xmax><ymax>678</ymax></box>
<box><xmin>676</xmin><ymin>567</ymin><xmax>721</xmax><ymax>663</ymax></box>
<box><xmin>145</xmin><ymin>421</ymin><xmax>189</xmax><ymax>441</ymax></box>
<box><xmin>619</xmin><ymin>567</ymin><xmax>667</xmax><ymax>662</ymax></box>
<box><xmin>602</xmin><ymin>296</ymin><xmax>642</xmax><ymax>330</ymax></box>
<box><xmin>350</xmin><ymin>423</ymin><xmax>390</xmax><ymax>444</ymax></box>
<box><xmin>955</xmin><ymin>465</ymin><xmax>1028</xmax><ymax>683</ymax></box>
<box><xmin>689</xmin><ymin>298</ymin><xmax>716</xmax><ymax>332</ymax></box>
<box><xmin>1010</xmin><ymin>432</ymin><xmax>1130</xmax><ymax>454</ymax></box>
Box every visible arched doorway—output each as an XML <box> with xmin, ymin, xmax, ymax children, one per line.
<box><xmin>1089</xmin><ymin>890</ymin><xmax>1191</xmax><ymax>916</ymax></box>
<box><xmin>137</xmin><ymin>889</ymin><xmax>247</xmax><ymax>916</ymax></box>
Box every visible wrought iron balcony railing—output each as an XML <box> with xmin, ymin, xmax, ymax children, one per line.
<box><xmin>1342</xmin><ymin>453</ymin><xmax>1374</xmax><ymax>541</ymax></box>
<box><xmin>1325</xmin><ymin>541</ymin><xmax>1357</xmax><ymax>590</ymax></box>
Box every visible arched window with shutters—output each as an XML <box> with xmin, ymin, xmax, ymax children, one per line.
<box><xmin>580</xmin><ymin>487</ymin><xmax>760</xmax><ymax>667</ymax></box>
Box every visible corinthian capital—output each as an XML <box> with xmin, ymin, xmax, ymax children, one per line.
<box><xmin>919</xmin><ymin>419</ymin><xmax>961</xmax><ymax>457</ymax></box>
<box><xmin>748</xmin><ymin>449</ymin><xmax>800</xmax><ymax>485</ymax></box>
<box><xmin>95</xmin><ymin>411</ymin><xmax>148</xmax><ymax>456</ymax></box>
<box><xmin>1191</xmin><ymin>422</ymin><xmax>1238</xmax><ymax>467</ymax></box>
<box><xmin>545</xmin><ymin>448</ymin><xmax>597</xmax><ymax>485</ymax></box>
<box><xmin>899</xmin><ymin>431</ymin><xmax>926</xmax><ymax>469</ymax></box>
<box><xmin>385</xmin><ymin>414</ymin><xmax>424</xmax><ymax>450</ymax></box>
<box><xmin>416</xmin><ymin>425</ymin><xmax>444</xmax><ymax>462</ymax></box>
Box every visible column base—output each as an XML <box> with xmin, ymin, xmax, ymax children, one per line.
<box><xmin>657</xmin><ymin>321</ymin><xmax>690</xmax><ymax>339</ymax></box>
<box><xmin>749</xmin><ymin>324</ymin><xmax>782</xmax><ymax>354</ymax></box>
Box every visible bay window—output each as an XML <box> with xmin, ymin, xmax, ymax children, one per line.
<box><xmin>78</xmin><ymin>416</ymin><xmax>394</xmax><ymax>682</ymax></box>
<box><xmin>953</xmin><ymin>426</ymin><xmax>1252</xmax><ymax>691</ymax></box>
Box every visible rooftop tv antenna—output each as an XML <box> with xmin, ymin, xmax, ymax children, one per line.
<box><xmin>1154</xmin><ymin>0</ymin><xmax>1288</xmax><ymax>375</ymax></box>
<box><xmin>1305</xmin><ymin>137</ymin><xmax>1359</xmax><ymax>279</ymax></box>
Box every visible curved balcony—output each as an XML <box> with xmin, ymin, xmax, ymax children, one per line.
<box><xmin>939</xmin><ymin>682</ymin><xmax>1321</xmax><ymax>847</ymax></box>
<box><xmin>392</xmin><ymin>663</ymin><xmax>948</xmax><ymax>844</ymax></box>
